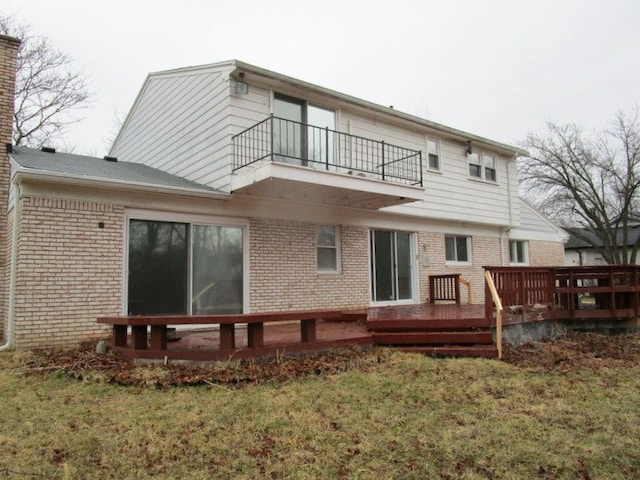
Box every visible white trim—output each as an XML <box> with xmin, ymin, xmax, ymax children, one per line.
<box><xmin>123</xmin><ymin>209</ymin><xmax>250</xmax><ymax>315</ymax></box>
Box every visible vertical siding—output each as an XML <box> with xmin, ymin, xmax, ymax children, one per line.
<box><xmin>111</xmin><ymin>66</ymin><xmax>234</xmax><ymax>191</ymax></box>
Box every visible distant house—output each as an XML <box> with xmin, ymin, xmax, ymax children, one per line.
<box><xmin>0</xmin><ymin>44</ymin><xmax>567</xmax><ymax>349</ymax></box>
<box><xmin>564</xmin><ymin>226</ymin><xmax>640</xmax><ymax>266</ymax></box>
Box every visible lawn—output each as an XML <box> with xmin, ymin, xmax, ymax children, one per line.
<box><xmin>0</xmin><ymin>334</ymin><xmax>639</xmax><ymax>479</ymax></box>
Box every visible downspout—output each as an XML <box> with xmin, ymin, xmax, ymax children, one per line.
<box><xmin>0</xmin><ymin>182</ymin><xmax>20</xmax><ymax>351</ymax></box>
<box><xmin>502</xmin><ymin>155</ymin><xmax>517</xmax><ymax>266</ymax></box>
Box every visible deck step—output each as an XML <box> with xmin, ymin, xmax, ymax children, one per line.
<box><xmin>397</xmin><ymin>345</ymin><xmax>499</xmax><ymax>359</ymax></box>
<box><xmin>372</xmin><ymin>331</ymin><xmax>494</xmax><ymax>346</ymax></box>
<box><xmin>367</xmin><ymin>318</ymin><xmax>489</xmax><ymax>331</ymax></box>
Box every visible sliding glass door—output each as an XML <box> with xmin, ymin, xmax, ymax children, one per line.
<box><xmin>127</xmin><ymin>219</ymin><xmax>244</xmax><ymax>316</ymax></box>
<box><xmin>370</xmin><ymin>230</ymin><xmax>414</xmax><ymax>303</ymax></box>
<box><xmin>273</xmin><ymin>93</ymin><xmax>336</xmax><ymax>169</ymax></box>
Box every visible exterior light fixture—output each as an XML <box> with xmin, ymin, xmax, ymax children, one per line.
<box><xmin>235</xmin><ymin>72</ymin><xmax>248</xmax><ymax>94</ymax></box>
<box><xmin>466</xmin><ymin>141</ymin><xmax>473</xmax><ymax>155</ymax></box>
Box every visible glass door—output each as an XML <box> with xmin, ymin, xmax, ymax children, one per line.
<box><xmin>370</xmin><ymin>230</ymin><xmax>414</xmax><ymax>303</ymax></box>
<box><xmin>273</xmin><ymin>94</ymin><xmax>304</xmax><ymax>165</ymax></box>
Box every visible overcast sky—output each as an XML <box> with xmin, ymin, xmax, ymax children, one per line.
<box><xmin>4</xmin><ymin>0</ymin><xmax>640</xmax><ymax>156</ymax></box>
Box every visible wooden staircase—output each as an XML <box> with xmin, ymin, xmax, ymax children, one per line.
<box><xmin>367</xmin><ymin>317</ymin><xmax>498</xmax><ymax>359</ymax></box>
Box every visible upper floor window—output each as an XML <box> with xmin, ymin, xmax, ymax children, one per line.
<box><xmin>317</xmin><ymin>225</ymin><xmax>341</xmax><ymax>273</ymax></box>
<box><xmin>445</xmin><ymin>235</ymin><xmax>471</xmax><ymax>264</ymax></box>
<box><xmin>509</xmin><ymin>240</ymin><xmax>529</xmax><ymax>265</ymax></box>
<box><xmin>468</xmin><ymin>151</ymin><xmax>498</xmax><ymax>183</ymax></box>
<box><xmin>427</xmin><ymin>139</ymin><xmax>440</xmax><ymax>170</ymax></box>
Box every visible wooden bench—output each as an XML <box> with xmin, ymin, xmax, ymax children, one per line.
<box><xmin>97</xmin><ymin>309</ymin><xmax>344</xmax><ymax>353</ymax></box>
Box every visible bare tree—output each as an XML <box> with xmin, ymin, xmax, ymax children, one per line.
<box><xmin>0</xmin><ymin>14</ymin><xmax>91</xmax><ymax>147</ymax></box>
<box><xmin>520</xmin><ymin>108</ymin><xmax>640</xmax><ymax>264</ymax></box>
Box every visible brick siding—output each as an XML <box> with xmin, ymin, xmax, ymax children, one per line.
<box><xmin>528</xmin><ymin>239</ymin><xmax>566</xmax><ymax>266</ymax></box>
<box><xmin>249</xmin><ymin>218</ymin><xmax>370</xmax><ymax>312</ymax></box>
<box><xmin>0</xmin><ymin>35</ymin><xmax>20</xmax><ymax>342</ymax></box>
<box><xmin>13</xmin><ymin>197</ymin><xmax>124</xmax><ymax>349</ymax></box>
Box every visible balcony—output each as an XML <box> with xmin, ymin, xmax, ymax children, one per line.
<box><xmin>231</xmin><ymin>116</ymin><xmax>424</xmax><ymax>209</ymax></box>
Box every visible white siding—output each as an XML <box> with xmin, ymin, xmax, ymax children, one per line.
<box><xmin>111</xmin><ymin>65</ymin><xmax>234</xmax><ymax>190</ymax></box>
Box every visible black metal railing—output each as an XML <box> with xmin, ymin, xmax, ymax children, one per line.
<box><xmin>232</xmin><ymin>116</ymin><xmax>423</xmax><ymax>186</ymax></box>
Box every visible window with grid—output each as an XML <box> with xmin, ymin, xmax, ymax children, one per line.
<box><xmin>427</xmin><ymin>139</ymin><xmax>440</xmax><ymax>170</ymax></box>
<box><xmin>317</xmin><ymin>225</ymin><xmax>341</xmax><ymax>273</ymax></box>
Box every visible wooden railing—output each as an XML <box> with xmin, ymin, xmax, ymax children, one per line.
<box><xmin>428</xmin><ymin>274</ymin><xmax>473</xmax><ymax>305</ymax></box>
<box><xmin>484</xmin><ymin>270</ymin><xmax>503</xmax><ymax>359</ymax></box>
<box><xmin>484</xmin><ymin>265</ymin><xmax>640</xmax><ymax>321</ymax></box>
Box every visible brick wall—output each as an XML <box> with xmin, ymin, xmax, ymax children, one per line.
<box><xmin>529</xmin><ymin>239</ymin><xmax>566</xmax><ymax>266</ymax></box>
<box><xmin>418</xmin><ymin>233</ymin><xmax>505</xmax><ymax>304</ymax></box>
<box><xmin>13</xmin><ymin>197</ymin><xmax>124</xmax><ymax>349</ymax></box>
<box><xmin>249</xmin><ymin>218</ymin><xmax>370</xmax><ymax>312</ymax></box>
<box><xmin>0</xmin><ymin>35</ymin><xmax>20</xmax><ymax>342</ymax></box>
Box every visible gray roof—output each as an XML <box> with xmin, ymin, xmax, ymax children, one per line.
<box><xmin>565</xmin><ymin>226</ymin><xmax>640</xmax><ymax>250</ymax></box>
<box><xmin>8</xmin><ymin>146</ymin><xmax>225</xmax><ymax>197</ymax></box>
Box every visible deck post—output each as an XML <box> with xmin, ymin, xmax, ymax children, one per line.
<box><xmin>219</xmin><ymin>324</ymin><xmax>235</xmax><ymax>349</ymax></box>
<box><xmin>247</xmin><ymin>323</ymin><xmax>264</xmax><ymax>348</ymax></box>
<box><xmin>301</xmin><ymin>319</ymin><xmax>317</xmax><ymax>343</ymax></box>
<box><xmin>131</xmin><ymin>326</ymin><xmax>148</xmax><ymax>350</ymax></box>
<box><xmin>113</xmin><ymin>325</ymin><xmax>128</xmax><ymax>347</ymax></box>
<box><xmin>149</xmin><ymin>325</ymin><xmax>167</xmax><ymax>350</ymax></box>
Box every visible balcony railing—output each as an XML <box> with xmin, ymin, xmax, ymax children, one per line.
<box><xmin>232</xmin><ymin>116</ymin><xmax>423</xmax><ymax>187</ymax></box>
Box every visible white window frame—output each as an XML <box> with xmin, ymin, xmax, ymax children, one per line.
<box><xmin>426</xmin><ymin>137</ymin><xmax>441</xmax><ymax>172</ymax></box>
<box><xmin>123</xmin><ymin>209</ymin><xmax>250</xmax><ymax>315</ymax></box>
<box><xmin>316</xmin><ymin>225</ymin><xmax>341</xmax><ymax>274</ymax></box>
<box><xmin>467</xmin><ymin>150</ymin><xmax>498</xmax><ymax>183</ymax></box>
<box><xmin>509</xmin><ymin>240</ymin><xmax>529</xmax><ymax>265</ymax></box>
<box><xmin>445</xmin><ymin>235</ymin><xmax>472</xmax><ymax>265</ymax></box>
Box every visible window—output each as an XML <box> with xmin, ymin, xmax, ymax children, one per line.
<box><xmin>445</xmin><ymin>235</ymin><xmax>471</xmax><ymax>263</ymax></box>
<box><xmin>509</xmin><ymin>240</ymin><xmax>528</xmax><ymax>265</ymax></box>
<box><xmin>468</xmin><ymin>152</ymin><xmax>482</xmax><ymax>178</ymax></box>
<box><xmin>484</xmin><ymin>154</ymin><xmax>496</xmax><ymax>182</ymax></box>
<box><xmin>127</xmin><ymin>218</ymin><xmax>245</xmax><ymax>315</ymax></box>
<box><xmin>317</xmin><ymin>225</ymin><xmax>341</xmax><ymax>273</ymax></box>
<box><xmin>468</xmin><ymin>151</ymin><xmax>498</xmax><ymax>182</ymax></box>
<box><xmin>427</xmin><ymin>139</ymin><xmax>440</xmax><ymax>170</ymax></box>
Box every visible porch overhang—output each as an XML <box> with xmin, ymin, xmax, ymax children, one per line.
<box><xmin>230</xmin><ymin>161</ymin><xmax>424</xmax><ymax>209</ymax></box>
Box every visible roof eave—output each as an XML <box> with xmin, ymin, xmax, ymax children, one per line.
<box><xmin>11</xmin><ymin>166</ymin><xmax>231</xmax><ymax>201</ymax></box>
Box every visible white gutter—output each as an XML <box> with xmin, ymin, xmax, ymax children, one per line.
<box><xmin>0</xmin><ymin>183</ymin><xmax>21</xmax><ymax>351</ymax></box>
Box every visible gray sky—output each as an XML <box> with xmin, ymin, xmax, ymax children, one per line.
<box><xmin>4</xmin><ymin>0</ymin><xmax>640</xmax><ymax>156</ymax></box>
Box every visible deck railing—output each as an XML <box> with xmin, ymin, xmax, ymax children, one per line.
<box><xmin>232</xmin><ymin>116</ymin><xmax>423</xmax><ymax>186</ymax></box>
<box><xmin>484</xmin><ymin>265</ymin><xmax>640</xmax><ymax>321</ymax></box>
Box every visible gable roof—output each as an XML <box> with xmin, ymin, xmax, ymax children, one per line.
<box><xmin>114</xmin><ymin>59</ymin><xmax>527</xmax><ymax>159</ymax></box>
<box><xmin>8</xmin><ymin>146</ymin><xmax>228</xmax><ymax>199</ymax></box>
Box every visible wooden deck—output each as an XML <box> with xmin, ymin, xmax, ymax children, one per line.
<box><xmin>101</xmin><ymin>304</ymin><xmax>497</xmax><ymax>362</ymax></box>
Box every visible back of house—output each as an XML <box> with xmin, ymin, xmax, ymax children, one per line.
<box><xmin>2</xmin><ymin>53</ymin><xmax>567</xmax><ymax>349</ymax></box>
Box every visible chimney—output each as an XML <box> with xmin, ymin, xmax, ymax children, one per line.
<box><xmin>0</xmin><ymin>34</ymin><xmax>21</xmax><ymax>339</ymax></box>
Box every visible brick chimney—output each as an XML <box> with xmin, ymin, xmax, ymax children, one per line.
<box><xmin>0</xmin><ymin>34</ymin><xmax>20</xmax><ymax>340</ymax></box>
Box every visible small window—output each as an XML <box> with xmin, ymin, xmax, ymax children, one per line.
<box><xmin>468</xmin><ymin>152</ymin><xmax>482</xmax><ymax>178</ymax></box>
<box><xmin>427</xmin><ymin>139</ymin><xmax>440</xmax><ymax>170</ymax></box>
<box><xmin>445</xmin><ymin>235</ymin><xmax>471</xmax><ymax>263</ymax></box>
<box><xmin>509</xmin><ymin>240</ymin><xmax>528</xmax><ymax>265</ymax></box>
<box><xmin>317</xmin><ymin>225</ymin><xmax>340</xmax><ymax>273</ymax></box>
<box><xmin>484</xmin><ymin>154</ymin><xmax>496</xmax><ymax>182</ymax></box>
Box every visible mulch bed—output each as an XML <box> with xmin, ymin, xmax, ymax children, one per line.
<box><xmin>10</xmin><ymin>331</ymin><xmax>640</xmax><ymax>387</ymax></box>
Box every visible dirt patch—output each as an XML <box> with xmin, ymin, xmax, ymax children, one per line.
<box><xmin>503</xmin><ymin>331</ymin><xmax>640</xmax><ymax>371</ymax></box>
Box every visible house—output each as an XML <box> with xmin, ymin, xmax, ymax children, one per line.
<box><xmin>564</xmin><ymin>226</ymin><xmax>640</xmax><ymax>266</ymax></box>
<box><xmin>0</xmin><ymin>39</ymin><xmax>567</xmax><ymax>349</ymax></box>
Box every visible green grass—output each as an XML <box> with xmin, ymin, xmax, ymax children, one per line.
<box><xmin>1</xmin><ymin>349</ymin><xmax>639</xmax><ymax>479</ymax></box>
